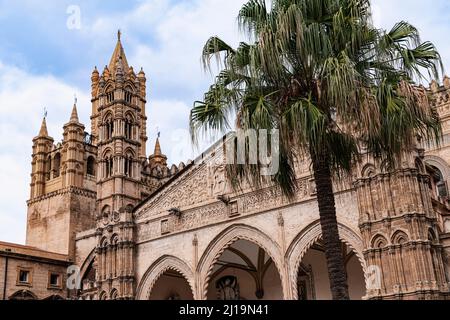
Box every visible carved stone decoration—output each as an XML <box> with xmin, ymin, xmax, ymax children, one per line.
<box><xmin>161</xmin><ymin>219</ymin><xmax>170</xmax><ymax>235</ymax></box>
<box><xmin>309</xmin><ymin>179</ymin><xmax>317</xmax><ymax>196</ymax></box>
<box><xmin>216</xmin><ymin>276</ymin><xmax>240</xmax><ymax>300</ymax></box>
<box><xmin>136</xmin><ymin>164</ymin><xmax>211</xmax><ymax>220</ymax></box>
<box><xmin>229</xmin><ymin>201</ymin><xmax>239</xmax><ymax>217</ymax></box>
<box><xmin>211</xmin><ymin>165</ymin><xmax>228</xmax><ymax>197</ymax></box>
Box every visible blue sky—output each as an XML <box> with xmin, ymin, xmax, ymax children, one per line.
<box><xmin>0</xmin><ymin>0</ymin><xmax>449</xmax><ymax>244</ymax></box>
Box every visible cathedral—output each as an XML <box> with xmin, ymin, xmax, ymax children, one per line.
<box><xmin>1</xmin><ymin>34</ymin><xmax>450</xmax><ymax>301</ymax></box>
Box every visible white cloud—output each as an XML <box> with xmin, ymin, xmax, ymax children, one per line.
<box><xmin>0</xmin><ymin>62</ymin><xmax>92</xmax><ymax>244</ymax></box>
<box><xmin>84</xmin><ymin>0</ymin><xmax>245</xmax><ymax>96</ymax></box>
<box><xmin>0</xmin><ymin>61</ymin><xmax>206</xmax><ymax>245</ymax></box>
<box><xmin>1</xmin><ymin>0</ymin><xmax>450</xmax><ymax>245</ymax></box>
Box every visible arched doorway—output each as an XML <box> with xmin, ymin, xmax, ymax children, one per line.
<box><xmin>297</xmin><ymin>239</ymin><xmax>366</xmax><ymax>300</ymax></box>
<box><xmin>206</xmin><ymin>239</ymin><xmax>283</xmax><ymax>300</ymax></box>
<box><xmin>149</xmin><ymin>269</ymin><xmax>194</xmax><ymax>300</ymax></box>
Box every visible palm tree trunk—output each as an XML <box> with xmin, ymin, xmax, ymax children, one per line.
<box><xmin>311</xmin><ymin>150</ymin><xmax>350</xmax><ymax>300</ymax></box>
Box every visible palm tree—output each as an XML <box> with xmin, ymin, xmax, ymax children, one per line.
<box><xmin>190</xmin><ymin>0</ymin><xmax>442</xmax><ymax>300</ymax></box>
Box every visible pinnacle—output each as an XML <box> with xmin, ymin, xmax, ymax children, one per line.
<box><xmin>38</xmin><ymin>117</ymin><xmax>49</xmax><ymax>137</ymax></box>
<box><xmin>69</xmin><ymin>103</ymin><xmax>80</xmax><ymax>123</ymax></box>
<box><xmin>108</xmin><ymin>32</ymin><xmax>129</xmax><ymax>76</ymax></box>
<box><xmin>154</xmin><ymin>137</ymin><xmax>162</xmax><ymax>156</ymax></box>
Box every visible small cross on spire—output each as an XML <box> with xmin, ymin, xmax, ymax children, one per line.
<box><xmin>118</xmin><ymin>29</ymin><xmax>121</xmax><ymax>41</ymax></box>
<box><xmin>74</xmin><ymin>93</ymin><xmax>78</xmax><ymax>105</ymax></box>
<box><xmin>43</xmin><ymin>107</ymin><xmax>48</xmax><ymax>119</ymax></box>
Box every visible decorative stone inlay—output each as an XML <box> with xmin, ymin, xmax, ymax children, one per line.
<box><xmin>229</xmin><ymin>201</ymin><xmax>239</xmax><ymax>217</ymax></box>
<box><xmin>136</xmin><ymin>175</ymin><xmax>318</xmax><ymax>243</ymax></box>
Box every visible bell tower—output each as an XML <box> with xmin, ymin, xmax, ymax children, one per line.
<box><xmin>92</xmin><ymin>32</ymin><xmax>147</xmax><ymax>299</ymax></box>
<box><xmin>92</xmin><ymin>31</ymin><xmax>148</xmax><ymax>215</ymax></box>
<box><xmin>26</xmin><ymin>103</ymin><xmax>97</xmax><ymax>259</ymax></box>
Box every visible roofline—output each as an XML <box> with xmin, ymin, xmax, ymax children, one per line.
<box><xmin>133</xmin><ymin>131</ymin><xmax>235</xmax><ymax>213</ymax></box>
<box><xmin>0</xmin><ymin>241</ymin><xmax>71</xmax><ymax>263</ymax></box>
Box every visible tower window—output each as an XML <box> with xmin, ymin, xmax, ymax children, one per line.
<box><xmin>53</xmin><ymin>153</ymin><xmax>61</xmax><ymax>178</ymax></box>
<box><xmin>104</xmin><ymin>157</ymin><xmax>114</xmax><ymax>178</ymax></box>
<box><xmin>107</xmin><ymin>157</ymin><xmax>114</xmax><ymax>177</ymax></box>
<box><xmin>125</xmin><ymin>121</ymin><xmax>132</xmax><ymax>139</ymax></box>
<box><xmin>87</xmin><ymin>156</ymin><xmax>95</xmax><ymax>176</ymax></box>
<box><xmin>107</xmin><ymin>91</ymin><xmax>114</xmax><ymax>103</ymax></box>
<box><xmin>105</xmin><ymin>160</ymin><xmax>110</xmax><ymax>178</ymax></box>
<box><xmin>46</xmin><ymin>156</ymin><xmax>52</xmax><ymax>181</ymax></box>
<box><xmin>125</xmin><ymin>91</ymin><xmax>132</xmax><ymax>104</ymax></box>
<box><xmin>105</xmin><ymin>120</ymin><xmax>114</xmax><ymax>140</ymax></box>
<box><xmin>125</xmin><ymin>157</ymin><xmax>133</xmax><ymax>178</ymax></box>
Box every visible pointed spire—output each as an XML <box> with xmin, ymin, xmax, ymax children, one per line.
<box><xmin>108</xmin><ymin>30</ymin><xmax>129</xmax><ymax>76</ymax></box>
<box><xmin>149</xmin><ymin>132</ymin><xmax>167</xmax><ymax>168</ymax></box>
<box><xmin>138</xmin><ymin>67</ymin><xmax>146</xmax><ymax>78</ymax></box>
<box><xmin>154</xmin><ymin>137</ymin><xmax>162</xmax><ymax>156</ymax></box>
<box><xmin>70</xmin><ymin>102</ymin><xmax>80</xmax><ymax>123</ymax></box>
<box><xmin>38</xmin><ymin>117</ymin><xmax>48</xmax><ymax>137</ymax></box>
<box><xmin>91</xmin><ymin>66</ymin><xmax>99</xmax><ymax>79</ymax></box>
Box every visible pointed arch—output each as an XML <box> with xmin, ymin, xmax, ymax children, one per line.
<box><xmin>110</xmin><ymin>289</ymin><xmax>119</xmax><ymax>300</ymax></box>
<box><xmin>424</xmin><ymin>155</ymin><xmax>450</xmax><ymax>180</ymax></box>
<box><xmin>124</xmin><ymin>148</ymin><xmax>136</xmax><ymax>158</ymax></box>
<box><xmin>361</xmin><ymin>164</ymin><xmax>376</xmax><ymax>178</ymax></box>
<box><xmin>100</xmin><ymin>236</ymin><xmax>108</xmax><ymax>248</ymax></box>
<box><xmin>371</xmin><ymin>234</ymin><xmax>389</xmax><ymax>249</ymax></box>
<box><xmin>104</xmin><ymin>81</ymin><xmax>114</xmax><ymax>93</ymax></box>
<box><xmin>124</xmin><ymin>111</ymin><xmax>135</xmax><ymax>122</ymax></box>
<box><xmin>285</xmin><ymin>221</ymin><xmax>366</xmax><ymax>300</ymax></box>
<box><xmin>102</xmin><ymin>112</ymin><xmax>113</xmax><ymax>123</ymax></box>
<box><xmin>99</xmin><ymin>291</ymin><xmax>107</xmax><ymax>300</ymax></box>
<box><xmin>125</xmin><ymin>82</ymin><xmax>136</xmax><ymax>93</ymax></box>
<box><xmin>80</xmin><ymin>248</ymin><xmax>96</xmax><ymax>280</ymax></box>
<box><xmin>111</xmin><ymin>233</ymin><xmax>119</xmax><ymax>244</ymax></box>
<box><xmin>391</xmin><ymin>230</ymin><xmax>409</xmax><ymax>245</ymax></box>
<box><xmin>196</xmin><ymin>224</ymin><xmax>285</xmax><ymax>300</ymax></box>
<box><xmin>135</xmin><ymin>255</ymin><xmax>194</xmax><ymax>300</ymax></box>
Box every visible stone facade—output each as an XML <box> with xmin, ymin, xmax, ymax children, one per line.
<box><xmin>0</xmin><ymin>242</ymin><xmax>70</xmax><ymax>300</ymax></box>
<box><xmin>1</xmin><ymin>34</ymin><xmax>450</xmax><ymax>300</ymax></box>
